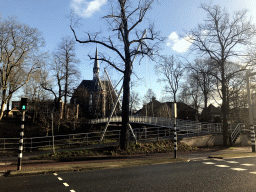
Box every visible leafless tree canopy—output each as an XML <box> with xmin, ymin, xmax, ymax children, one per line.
<box><xmin>186</xmin><ymin>4</ymin><xmax>256</xmax><ymax>146</ymax></box>
<box><xmin>41</xmin><ymin>37</ymin><xmax>80</xmax><ymax>113</ymax></box>
<box><xmin>155</xmin><ymin>55</ymin><xmax>184</xmax><ymax>103</ymax></box>
<box><xmin>0</xmin><ymin>17</ymin><xmax>44</xmax><ymax>120</ymax></box>
<box><xmin>70</xmin><ymin>0</ymin><xmax>162</xmax><ymax>150</ymax></box>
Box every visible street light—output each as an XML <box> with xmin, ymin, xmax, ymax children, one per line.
<box><xmin>246</xmin><ymin>71</ymin><xmax>256</xmax><ymax>152</ymax></box>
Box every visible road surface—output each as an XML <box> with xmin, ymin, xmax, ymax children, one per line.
<box><xmin>1</xmin><ymin>156</ymin><xmax>256</xmax><ymax>191</ymax></box>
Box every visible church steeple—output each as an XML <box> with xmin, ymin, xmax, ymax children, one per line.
<box><xmin>93</xmin><ymin>47</ymin><xmax>100</xmax><ymax>81</ymax></box>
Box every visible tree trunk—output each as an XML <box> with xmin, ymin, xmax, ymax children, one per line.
<box><xmin>0</xmin><ymin>89</ymin><xmax>7</xmax><ymax>121</ymax></box>
<box><xmin>120</xmin><ymin>2</ymin><xmax>131</xmax><ymax>151</ymax></box>
<box><xmin>121</xmin><ymin>70</ymin><xmax>131</xmax><ymax>150</ymax></box>
<box><xmin>221</xmin><ymin>71</ymin><xmax>229</xmax><ymax>147</ymax></box>
<box><xmin>0</xmin><ymin>102</ymin><xmax>6</xmax><ymax>120</ymax></box>
<box><xmin>204</xmin><ymin>92</ymin><xmax>208</xmax><ymax>121</ymax></box>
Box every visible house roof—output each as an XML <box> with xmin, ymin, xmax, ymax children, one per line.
<box><xmin>165</xmin><ymin>102</ymin><xmax>196</xmax><ymax>112</ymax></box>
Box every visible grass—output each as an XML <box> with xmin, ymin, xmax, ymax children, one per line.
<box><xmin>36</xmin><ymin>138</ymin><xmax>118</xmax><ymax>151</ymax></box>
<box><xmin>0</xmin><ymin>150</ymin><xmax>16</xmax><ymax>157</ymax></box>
<box><xmin>30</xmin><ymin>140</ymin><xmax>199</xmax><ymax>161</ymax></box>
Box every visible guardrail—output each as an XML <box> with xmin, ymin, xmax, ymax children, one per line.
<box><xmin>230</xmin><ymin>124</ymin><xmax>244</xmax><ymax>144</ymax></box>
<box><xmin>0</xmin><ymin>122</ymin><xmax>226</xmax><ymax>151</ymax></box>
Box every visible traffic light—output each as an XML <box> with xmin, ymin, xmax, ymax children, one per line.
<box><xmin>20</xmin><ymin>98</ymin><xmax>27</xmax><ymax>110</ymax></box>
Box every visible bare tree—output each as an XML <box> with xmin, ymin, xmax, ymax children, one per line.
<box><xmin>24</xmin><ymin>68</ymin><xmax>50</xmax><ymax>102</ymax></box>
<box><xmin>187</xmin><ymin>58</ymin><xmax>215</xmax><ymax>121</ymax></box>
<box><xmin>155</xmin><ymin>55</ymin><xmax>184</xmax><ymax>102</ymax></box>
<box><xmin>179</xmin><ymin>75</ymin><xmax>202</xmax><ymax>120</ymax></box>
<box><xmin>187</xmin><ymin>4</ymin><xmax>256</xmax><ymax>146</ymax></box>
<box><xmin>54</xmin><ymin>37</ymin><xmax>80</xmax><ymax>118</ymax></box>
<box><xmin>40</xmin><ymin>63</ymin><xmax>61</xmax><ymax>111</ymax></box>
<box><xmin>70</xmin><ymin>0</ymin><xmax>161</xmax><ymax>150</ymax></box>
<box><xmin>128</xmin><ymin>81</ymin><xmax>140</xmax><ymax>115</ymax></box>
<box><xmin>41</xmin><ymin>37</ymin><xmax>80</xmax><ymax>116</ymax></box>
<box><xmin>144</xmin><ymin>88</ymin><xmax>156</xmax><ymax>103</ymax></box>
<box><xmin>143</xmin><ymin>88</ymin><xmax>156</xmax><ymax>117</ymax></box>
<box><xmin>129</xmin><ymin>91</ymin><xmax>140</xmax><ymax>115</ymax></box>
<box><xmin>0</xmin><ymin>17</ymin><xmax>44</xmax><ymax>120</ymax></box>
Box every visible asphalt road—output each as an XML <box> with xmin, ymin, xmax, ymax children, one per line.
<box><xmin>2</xmin><ymin>157</ymin><xmax>256</xmax><ymax>192</ymax></box>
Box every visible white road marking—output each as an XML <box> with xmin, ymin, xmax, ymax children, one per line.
<box><xmin>58</xmin><ymin>177</ymin><xmax>63</xmax><ymax>180</ymax></box>
<box><xmin>63</xmin><ymin>183</ymin><xmax>69</xmax><ymax>187</ymax></box>
<box><xmin>215</xmin><ymin>165</ymin><xmax>230</xmax><ymax>167</ymax></box>
<box><xmin>249</xmin><ymin>172</ymin><xmax>256</xmax><ymax>174</ymax></box>
<box><xmin>70</xmin><ymin>190</ymin><xmax>76</xmax><ymax>192</ymax></box>
<box><xmin>230</xmin><ymin>168</ymin><xmax>247</xmax><ymax>171</ymax></box>
<box><xmin>203</xmin><ymin>162</ymin><xmax>215</xmax><ymax>164</ymax></box>
<box><xmin>213</xmin><ymin>159</ymin><xmax>224</xmax><ymax>161</ymax></box>
<box><xmin>241</xmin><ymin>164</ymin><xmax>255</xmax><ymax>166</ymax></box>
<box><xmin>226</xmin><ymin>161</ymin><xmax>239</xmax><ymax>164</ymax></box>
<box><xmin>53</xmin><ymin>173</ymin><xmax>58</xmax><ymax>176</ymax></box>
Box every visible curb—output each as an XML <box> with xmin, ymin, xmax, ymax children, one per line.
<box><xmin>208</xmin><ymin>156</ymin><xmax>223</xmax><ymax>159</ymax></box>
<box><xmin>2</xmin><ymin>157</ymin><xmax>190</xmax><ymax>177</ymax></box>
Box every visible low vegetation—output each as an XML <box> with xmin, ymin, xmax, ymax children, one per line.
<box><xmin>30</xmin><ymin>140</ymin><xmax>199</xmax><ymax>160</ymax></box>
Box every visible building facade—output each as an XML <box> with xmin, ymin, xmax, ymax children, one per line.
<box><xmin>70</xmin><ymin>48</ymin><xmax>120</xmax><ymax>119</ymax></box>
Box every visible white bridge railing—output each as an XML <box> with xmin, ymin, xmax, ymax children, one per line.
<box><xmin>89</xmin><ymin>116</ymin><xmax>223</xmax><ymax>134</ymax></box>
<box><xmin>0</xmin><ymin>116</ymin><xmax>245</xmax><ymax>151</ymax></box>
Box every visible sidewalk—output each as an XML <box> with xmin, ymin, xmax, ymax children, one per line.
<box><xmin>0</xmin><ymin>146</ymin><xmax>255</xmax><ymax>177</ymax></box>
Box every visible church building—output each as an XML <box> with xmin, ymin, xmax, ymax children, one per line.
<box><xmin>70</xmin><ymin>48</ymin><xmax>120</xmax><ymax>119</ymax></box>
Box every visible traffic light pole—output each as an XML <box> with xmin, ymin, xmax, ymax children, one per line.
<box><xmin>17</xmin><ymin>110</ymin><xmax>25</xmax><ymax>170</ymax></box>
<box><xmin>173</xmin><ymin>103</ymin><xmax>177</xmax><ymax>159</ymax></box>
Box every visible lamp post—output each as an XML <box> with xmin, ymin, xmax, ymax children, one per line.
<box><xmin>246</xmin><ymin>71</ymin><xmax>256</xmax><ymax>152</ymax></box>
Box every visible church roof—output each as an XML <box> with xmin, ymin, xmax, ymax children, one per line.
<box><xmin>77</xmin><ymin>80</ymin><xmax>98</xmax><ymax>91</ymax></box>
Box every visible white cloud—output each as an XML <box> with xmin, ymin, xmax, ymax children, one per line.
<box><xmin>70</xmin><ymin>0</ymin><xmax>107</xmax><ymax>18</ymax></box>
<box><xmin>166</xmin><ymin>32</ymin><xmax>193</xmax><ymax>53</ymax></box>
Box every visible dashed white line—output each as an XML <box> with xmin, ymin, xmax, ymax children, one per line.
<box><xmin>203</xmin><ymin>162</ymin><xmax>215</xmax><ymax>164</ymax></box>
<box><xmin>215</xmin><ymin>165</ymin><xmax>230</xmax><ymax>167</ymax></box>
<box><xmin>226</xmin><ymin>161</ymin><xmax>239</xmax><ymax>164</ymax></box>
<box><xmin>213</xmin><ymin>159</ymin><xmax>224</xmax><ymax>161</ymax></box>
<box><xmin>230</xmin><ymin>168</ymin><xmax>247</xmax><ymax>171</ymax></box>
<box><xmin>249</xmin><ymin>172</ymin><xmax>256</xmax><ymax>174</ymax></box>
<box><xmin>54</xmin><ymin>172</ymin><xmax>74</xmax><ymax>191</ymax></box>
<box><xmin>241</xmin><ymin>164</ymin><xmax>255</xmax><ymax>166</ymax></box>
<box><xmin>63</xmin><ymin>183</ymin><xmax>69</xmax><ymax>187</ymax></box>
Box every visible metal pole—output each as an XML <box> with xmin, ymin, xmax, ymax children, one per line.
<box><xmin>246</xmin><ymin>71</ymin><xmax>256</xmax><ymax>152</ymax></box>
<box><xmin>173</xmin><ymin>103</ymin><xmax>177</xmax><ymax>158</ymax></box>
<box><xmin>17</xmin><ymin>111</ymin><xmax>25</xmax><ymax>170</ymax></box>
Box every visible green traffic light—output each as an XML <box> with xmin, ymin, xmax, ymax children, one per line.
<box><xmin>22</xmin><ymin>105</ymin><xmax>26</xmax><ymax>110</ymax></box>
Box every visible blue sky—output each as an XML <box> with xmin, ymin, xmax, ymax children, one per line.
<box><xmin>1</xmin><ymin>0</ymin><xmax>256</xmax><ymax>105</ymax></box>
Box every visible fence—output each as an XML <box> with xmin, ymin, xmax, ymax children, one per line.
<box><xmin>0</xmin><ymin>129</ymin><xmax>121</xmax><ymax>151</ymax></box>
<box><xmin>0</xmin><ymin>122</ymin><xmax>229</xmax><ymax>152</ymax></box>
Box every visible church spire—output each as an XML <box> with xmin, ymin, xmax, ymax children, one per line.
<box><xmin>93</xmin><ymin>47</ymin><xmax>99</xmax><ymax>81</ymax></box>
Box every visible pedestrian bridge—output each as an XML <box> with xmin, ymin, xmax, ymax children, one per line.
<box><xmin>88</xmin><ymin>116</ymin><xmax>223</xmax><ymax>134</ymax></box>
